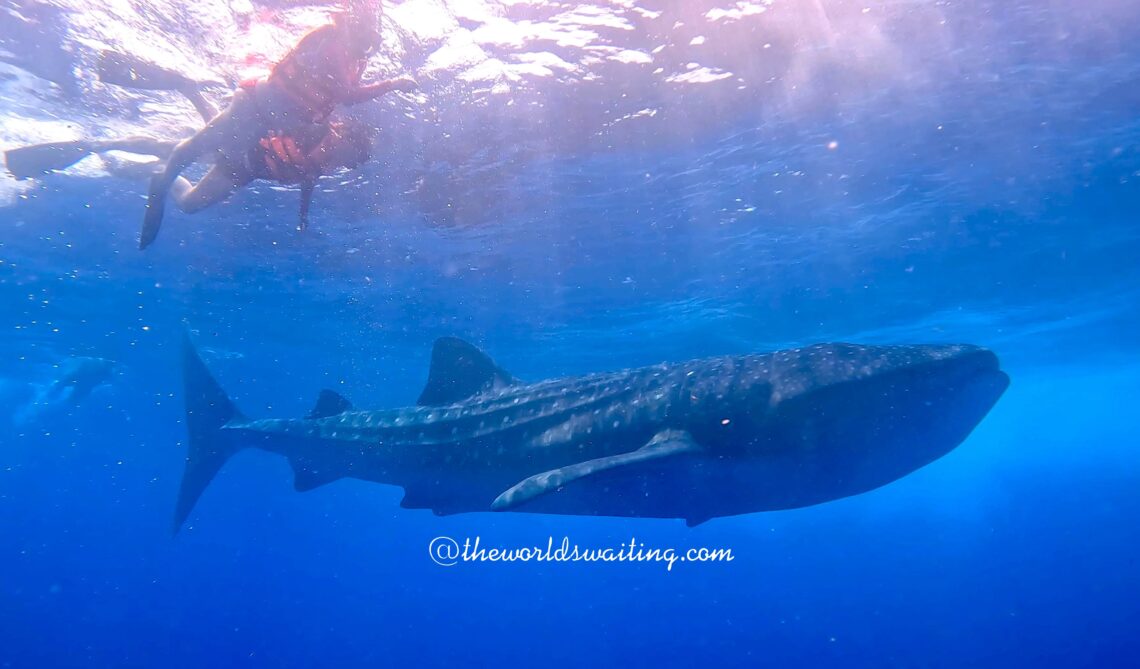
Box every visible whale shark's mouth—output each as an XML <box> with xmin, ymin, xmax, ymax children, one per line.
<box><xmin>928</xmin><ymin>346</ymin><xmax>1010</xmax><ymax>403</ymax></box>
<box><xmin>862</xmin><ymin>345</ymin><xmax>1010</xmax><ymax>480</ymax></box>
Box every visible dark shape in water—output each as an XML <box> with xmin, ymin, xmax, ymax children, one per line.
<box><xmin>44</xmin><ymin>356</ymin><xmax>116</xmax><ymax>406</ymax></box>
<box><xmin>174</xmin><ymin>335</ymin><xmax>1009</xmax><ymax>533</ymax></box>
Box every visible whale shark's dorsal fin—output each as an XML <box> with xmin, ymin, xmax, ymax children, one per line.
<box><xmin>417</xmin><ymin>337</ymin><xmax>518</xmax><ymax>406</ymax></box>
<box><xmin>307</xmin><ymin>389</ymin><xmax>353</xmax><ymax>419</ymax></box>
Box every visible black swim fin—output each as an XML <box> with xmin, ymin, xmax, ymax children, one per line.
<box><xmin>139</xmin><ymin>179</ymin><xmax>167</xmax><ymax>250</ymax></box>
<box><xmin>4</xmin><ymin>141</ymin><xmax>93</xmax><ymax>179</ymax></box>
<box><xmin>98</xmin><ymin>51</ymin><xmax>197</xmax><ymax>91</ymax></box>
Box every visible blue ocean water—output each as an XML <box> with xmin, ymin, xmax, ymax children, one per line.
<box><xmin>1</xmin><ymin>1</ymin><xmax>1139</xmax><ymax>667</ymax></box>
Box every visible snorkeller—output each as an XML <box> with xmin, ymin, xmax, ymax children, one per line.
<box><xmin>5</xmin><ymin>55</ymin><xmax>376</xmax><ymax>233</ymax></box>
<box><xmin>170</xmin><ymin>119</ymin><xmax>374</xmax><ymax>231</ymax></box>
<box><xmin>137</xmin><ymin>0</ymin><xmax>415</xmax><ymax>248</ymax></box>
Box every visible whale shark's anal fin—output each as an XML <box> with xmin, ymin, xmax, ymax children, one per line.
<box><xmin>491</xmin><ymin>430</ymin><xmax>703</xmax><ymax>511</ymax></box>
<box><xmin>307</xmin><ymin>390</ymin><xmax>353</xmax><ymax>419</ymax></box>
<box><xmin>417</xmin><ymin>337</ymin><xmax>518</xmax><ymax>406</ymax></box>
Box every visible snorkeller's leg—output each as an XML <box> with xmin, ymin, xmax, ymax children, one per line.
<box><xmin>139</xmin><ymin>89</ymin><xmax>264</xmax><ymax>249</ymax></box>
<box><xmin>92</xmin><ymin>137</ymin><xmax>179</xmax><ymax>156</ymax></box>
<box><xmin>98</xmin><ymin>51</ymin><xmax>220</xmax><ymax>122</ymax></box>
<box><xmin>168</xmin><ymin>164</ymin><xmax>245</xmax><ymax>214</ymax></box>
<box><xmin>181</xmin><ymin>89</ymin><xmax>220</xmax><ymax>124</ymax></box>
<box><xmin>141</xmin><ymin>127</ymin><xmax>225</xmax><ymax>248</ymax></box>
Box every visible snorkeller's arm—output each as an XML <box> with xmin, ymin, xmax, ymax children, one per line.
<box><xmin>341</xmin><ymin>76</ymin><xmax>417</xmax><ymax>105</ymax></box>
<box><xmin>252</xmin><ymin>136</ymin><xmax>318</xmax><ymax>228</ymax></box>
<box><xmin>298</xmin><ymin>179</ymin><xmax>315</xmax><ymax>231</ymax></box>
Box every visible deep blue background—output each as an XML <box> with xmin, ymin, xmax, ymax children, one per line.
<box><xmin>2</xmin><ymin>0</ymin><xmax>1139</xmax><ymax>667</ymax></box>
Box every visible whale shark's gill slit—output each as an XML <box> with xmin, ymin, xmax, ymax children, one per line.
<box><xmin>456</xmin><ymin>374</ymin><xmax>635</xmax><ymax>417</ymax></box>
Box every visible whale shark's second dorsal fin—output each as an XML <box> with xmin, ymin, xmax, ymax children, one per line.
<box><xmin>417</xmin><ymin>337</ymin><xmax>517</xmax><ymax>406</ymax></box>
<box><xmin>307</xmin><ymin>390</ymin><xmax>353</xmax><ymax>419</ymax></box>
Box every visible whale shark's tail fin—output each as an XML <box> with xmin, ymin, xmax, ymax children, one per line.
<box><xmin>174</xmin><ymin>332</ymin><xmax>245</xmax><ymax>535</ymax></box>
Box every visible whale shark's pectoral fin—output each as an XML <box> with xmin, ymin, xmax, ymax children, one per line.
<box><xmin>417</xmin><ymin>337</ymin><xmax>518</xmax><ymax>407</ymax></box>
<box><xmin>307</xmin><ymin>389</ymin><xmax>353</xmax><ymax>419</ymax></box>
<box><xmin>290</xmin><ymin>458</ymin><xmax>344</xmax><ymax>492</ymax></box>
<box><xmin>491</xmin><ymin>429</ymin><xmax>702</xmax><ymax>511</ymax></box>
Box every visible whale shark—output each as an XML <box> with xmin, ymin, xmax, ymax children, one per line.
<box><xmin>1</xmin><ymin>356</ymin><xmax>116</xmax><ymax>427</ymax></box>
<box><xmin>174</xmin><ymin>335</ymin><xmax>1009</xmax><ymax>532</ymax></box>
<box><xmin>42</xmin><ymin>356</ymin><xmax>117</xmax><ymax>406</ymax></box>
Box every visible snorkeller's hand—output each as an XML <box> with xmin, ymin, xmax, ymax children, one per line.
<box><xmin>388</xmin><ymin>76</ymin><xmax>418</xmax><ymax>92</ymax></box>
<box><xmin>343</xmin><ymin>75</ymin><xmax>418</xmax><ymax>104</ymax></box>
<box><xmin>260</xmin><ymin>134</ymin><xmax>319</xmax><ymax>182</ymax></box>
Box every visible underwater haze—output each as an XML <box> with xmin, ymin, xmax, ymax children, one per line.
<box><xmin>1</xmin><ymin>0</ymin><xmax>1139</xmax><ymax>667</ymax></box>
